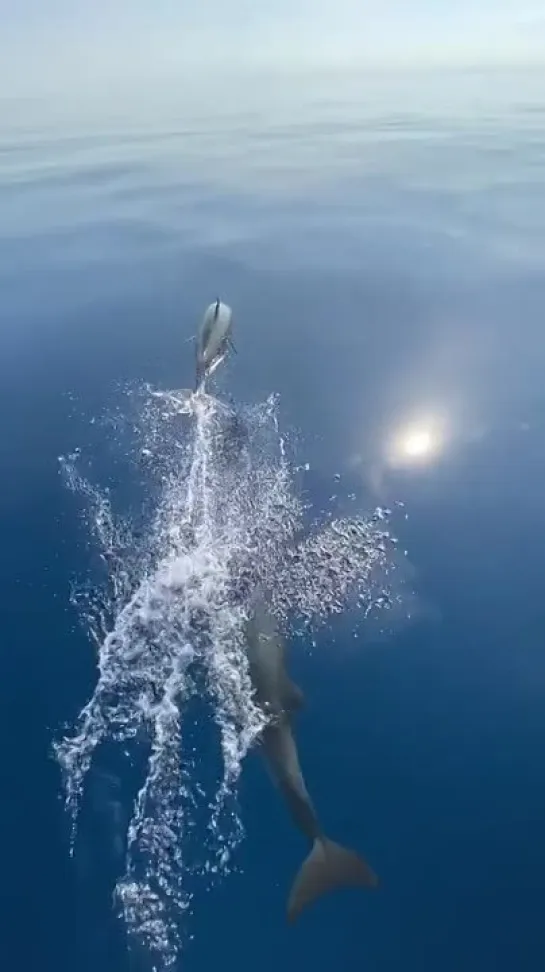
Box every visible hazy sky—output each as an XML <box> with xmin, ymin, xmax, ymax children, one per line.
<box><xmin>1</xmin><ymin>0</ymin><xmax>544</xmax><ymax>98</ymax></box>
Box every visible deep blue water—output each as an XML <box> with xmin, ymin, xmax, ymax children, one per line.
<box><xmin>2</xmin><ymin>68</ymin><xmax>545</xmax><ymax>971</ymax></box>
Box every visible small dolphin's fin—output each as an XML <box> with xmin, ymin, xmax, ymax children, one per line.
<box><xmin>287</xmin><ymin>837</ymin><xmax>378</xmax><ymax>923</ymax></box>
<box><xmin>228</xmin><ymin>338</ymin><xmax>238</xmax><ymax>354</ymax></box>
<box><xmin>281</xmin><ymin>676</ymin><xmax>304</xmax><ymax>713</ymax></box>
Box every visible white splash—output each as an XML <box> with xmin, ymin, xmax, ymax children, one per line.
<box><xmin>55</xmin><ymin>385</ymin><xmax>397</xmax><ymax>970</ymax></box>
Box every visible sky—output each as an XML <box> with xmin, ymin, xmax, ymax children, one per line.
<box><xmin>1</xmin><ymin>0</ymin><xmax>544</xmax><ymax>100</ymax></box>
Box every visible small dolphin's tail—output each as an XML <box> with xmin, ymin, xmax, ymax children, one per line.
<box><xmin>287</xmin><ymin>837</ymin><xmax>378</xmax><ymax>922</ymax></box>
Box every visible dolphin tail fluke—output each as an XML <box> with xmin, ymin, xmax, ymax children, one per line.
<box><xmin>287</xmin><ymin>837</ymin><xmax>378</xmax><ymax>923</ymax></box>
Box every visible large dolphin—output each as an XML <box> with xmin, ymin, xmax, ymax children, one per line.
<box><xmin>245</xmin><ymin>598</ymin><xmax>379</xmax><ymax>922</ymax></box>
<box><xmin>194</xmin><ymin>299</ymin><xmax>234</xmax><ymax>392</ymax></box>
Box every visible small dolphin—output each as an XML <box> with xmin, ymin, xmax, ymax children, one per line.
<box><xmin>245</xmin><ymin>599</ymin><xmax>379</xmax><ymax>922</ymax></box>
<box><xmin>194</xmin><ymin>298</ymin><xmax>235</xmax><ymax>392</ymax></box>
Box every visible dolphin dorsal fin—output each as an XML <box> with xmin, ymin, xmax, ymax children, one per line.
<box><xmin>281</xmin><ymin>676</ymin><xmax>304</xmax><ymax>713</ymax></box>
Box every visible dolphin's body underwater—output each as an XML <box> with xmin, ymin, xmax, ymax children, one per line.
<box><xmin>194</xmin><ymin>299</ymin><xmax>234</xmax><ymax>392</ymax></box>
<box><xmin>245</xmin><ymin>598</ymin><xmax>379</xmax><ymax>922</ymax></box>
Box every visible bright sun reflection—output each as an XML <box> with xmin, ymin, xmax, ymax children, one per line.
<box><xmin>402</xmin><ymin>429</ymin><xmax>434</xmax><ymax>458</ymax></box>
<box><xmin>387</xmin><ymin>416</ymin><xmax>446</xmax><ymax>469</ymax></box>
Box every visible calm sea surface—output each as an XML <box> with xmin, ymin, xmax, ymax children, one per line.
<box><xmin>1</xmin><ymin>68</ymin><xmax>545</xmax><ymax>972</ymax></box>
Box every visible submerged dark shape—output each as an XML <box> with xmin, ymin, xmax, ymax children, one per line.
<box><xmin>194</xmin><ymin>299</ymin><xmax>234</xmax><ymax>392</ymax></box>
<box><xmin>245</xmin><ymin>597</ymin><xmax>379</xmax><ymax>922</ymax></box>
<box><xmin>213</xmin><ymin>409</ymin><xmax>249</xmax><ymax>468</ymax></box>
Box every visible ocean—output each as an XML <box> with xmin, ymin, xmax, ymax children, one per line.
<box><xmin>1</xmin><ymin>67</ymin><xmax>545</xmax><ymax>972</ymax></box>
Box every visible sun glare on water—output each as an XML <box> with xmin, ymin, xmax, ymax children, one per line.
<box><xmin>387</xmin><ymin>416</ymin><xmax>446</xmax><ymax>469</ymax></box>
<box><xmin>402</xmin><ymin>429</ymin><xmax>434</xmax><ymax>459</ymax></box>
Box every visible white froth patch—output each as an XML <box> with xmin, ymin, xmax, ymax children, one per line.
<box><xmin>56</xmin><ymin>385</ymin><xmax>397</xmax><ymax>970</ymax></box>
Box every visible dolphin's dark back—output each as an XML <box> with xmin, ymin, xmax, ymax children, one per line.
<box><xmin>245</xmin><ymin>602</ymin><xmax>286</xmax><ymax>715</ymax></box>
